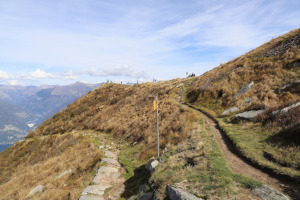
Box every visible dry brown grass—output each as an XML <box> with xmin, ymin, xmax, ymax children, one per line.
<box><xmin>0</xmin><ymin>131</ymin><xmax>102</xmax><ymax>200</ymax></box>
<box><xmin>32</xmin><ymin>79</ymin><xmax>197</xmax><ymax>160</ymax></box>
<box><xmin>183</xmin><ymin>28</ymin><xmax>300</xmax><ymax>184</ymax></box>
<box><xmin>1</xmin><ymin>78</ymin><xmax>202</xmax><ymax>199</ymax></box>
<box><xmin>187</xmin><ymin>28</ymin><xmax>300</xmax><ymax>116</ymax></box>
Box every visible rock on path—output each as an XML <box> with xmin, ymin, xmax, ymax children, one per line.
<box><xmin>79</xmin><ymin>139</ymin><xmax>125</xmax><ymax>200</ymax></box>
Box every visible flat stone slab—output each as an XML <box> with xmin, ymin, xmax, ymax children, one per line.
<box><xmin>235</xmin><ymin>110</ymin><xmax>265</xmax><ymax>120</ymax></box>
<box><xmin>102</xmin><ymin>158</ymin><xmax>119</xmax><ymax>166</ymax></box>
<box><xmin>221</xmin><ymin>107</ymin><xmax>239</xmax><ymax>115</ymax></box>
<box><xmin>251</xmin><ymin>185</ymin><xmax>289</xmax><ymax>200</ymax></box>
<box><xmin>111</xmin><ymin>172</ymin><xmax>121</xmax><ymax>181</ymax></box>
<box><xmin>105</xmin><ymin>150</ymin><xmax>116</xmax><ymax>158</ymax></box>
<box><xmin>234</xmin><ymin>82</ymin><xmax>254</xmax><ymax>97</ymax></box>
<box><xmin>137</xmin><ymin>192</ymin><xmax>154</xmax><ymax>200</ymax></box>
<box><xmin>81</xmin><ymin>185</ymin><xmax>110</xmax><ymax>196</ymax></box>
<box><xmin>272</xmin><ymin>102</ymin><xmax>300</xmax><ymax>115</ymax></box>
<box><xmin>92</xmin><ymin>172</ymin><xmax>121</xmax><ymax>184</ymax></box>
<box><xmin>57</xmin><ymin>169</ymin><xmax>72</xmax><ymax>179</ymax></box>
<box><xmin>26</xmin><ymin>185</ymin><xmax>45</xmax><ymax>198</ymax></box>
<box><xmin>167</xmin><ymin>185</ymin><xmax>203</xmax><ymax>200</ymax></box>
<box><xmin>98</xmin><ymin>166</ymin><xmax>118</xmax><ymax>173</ymax></box>
<box><xmin>92</xmin><ymin>173</ymin><xmax>110</xmax><ymax>184</ymax></box>
<box><xmin>79</xmin><ymin>195</ymin><xmax>105</xmax><ymax>200</ymax></box>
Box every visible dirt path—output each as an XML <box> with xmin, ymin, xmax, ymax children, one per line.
<box><xmin>183</xmin><ymin>103</ymin><xmax>300</xmax><ymax>200</ymax></box>
<box><xmin>79</xmin><ymin>136</ymin><xmax>126</xmax><ymax>200</ymax></box>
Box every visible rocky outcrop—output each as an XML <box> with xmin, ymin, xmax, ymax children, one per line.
<box><xmin>252</xmin><ymin>185</ymin><xmax>289</xmax><ymax>200</ymax></box>
<box><xmin>25</xmin><ymin>185</ymin><xmax>44</xmax><ymax>199</ymax></box>
<box><xmin>146</xmin><ymin>157</ymin><xmax>159</xmax><ymax>174</ymax></box>
<box><xmin>261</xmin><ymin>31</ymin><xmax>300</xmax><ymax>57</ymax></box>
<box><xmin>235</xmin><ymin>110</ymin><xmax>265</xmax><ymax>120</ymax></box>
<box><xmin>281</xmin><ymin>79</ymin><xmax>300</xmax><ymax>90</ymax></box>
<box><xmin>221</xmin><ymin>107</ymin><xmax>239</xmax><ymax>115</ymax></box>
<box><xmin>271</xmin><ymin>102</ymin><xmax>300</xmax><ymax>115</ymax></box>
<box><xmin>293</xmin><ymin>61</ymin><xmax>300</xmax><ymax>67</ymax></box>
<box><xmin>56</xmin><ymin>169</ymin><xmax>72</xmax><ymax>179</ymax></box>
<box><xmin>167</xmin><ymin>185</ymin><xmax>203</xmax><ymax>200</ymax></box>
<box><xmin>243</xmin><ymin>97</ymin><xmax>252</xmax><ymax>104</ymax></box>
<box><xmin>137</xmin><ymin>192</ymin><xmax>154</xmax><ymax>200</ymax></box>
<box><xmin>234</xmin><ymin>82</ymin><xmax>254</xmax><ymax>97</ymax></box>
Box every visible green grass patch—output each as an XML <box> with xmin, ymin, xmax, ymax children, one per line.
<box><xmin>150</xmin><ymin>113</ymin><xmax>261</xmax><ymax>199</ymax></box>
<box><xmin>118</xmin><ymin>142</ymin><xmax>151</xmax><ymax>198</ymax></box>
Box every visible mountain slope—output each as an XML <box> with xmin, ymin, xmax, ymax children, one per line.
<box><xmin>0</xmin><ymin>29</ymin><xmax>299</xmax><ymax>199</ymax></box>
<box><xmin>0</xmin><ymin>100</ymin><xmax>33</xmax><ymax>144</ymax></box>
<box><xmin>0</xmin><ymin>82</ymin><xmax>101</xmax><ymax>144</ymax></box>
<box><xmin>187</xmin><ymin>28</ymin><xmax>300</xmax><ymax>113</ymax></box>
<box><xmin>185</xmin><ymin>28</ymin><xmax>300</xmax><ymax>182</ymax></box>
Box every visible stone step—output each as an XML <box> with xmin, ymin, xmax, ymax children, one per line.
<box><xmin>93</xmin><ymin>172</ymin><xmax>121</xmax><ymax>185</ymax></box>
<box><xmin>105</xmin><ymin>150</ymin><xmax>117</xmax><ymax>158</ymax></box>
<box><xmin>81</xmin><ymin>185</ymin><xmax>111</xmax><ymax>196</ymax></box>
<box><xmin>98</xmin><ymin>166</ymin><xmax>118</xmax><ymax>173</ymax></box>
<box><xmin>79</xmin><ymin>195</ymin><xmax>105</xmax><ymax>200</ymax></box>
<box><xmin>102</xmin><ymin>158</ymin><xmax>119</xmax><ymax>166</ymax></box>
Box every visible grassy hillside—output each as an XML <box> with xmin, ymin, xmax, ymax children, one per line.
<box><xmin>186</xmin><ymin>28</ymin><xmax>300</xmax><ymax>180</ymax></box>
<box><xmin>31</xmin><ymin>79</ymin><xmax>198</xmax><ymax>160</ymax></box>
<box><xmin>0</xmin><ymin>79</ymin><xmax>264</xmax><ymax>199</ymax></box>
<box><xmin>0</xmin><ymin>131</ymin><xmax>102</xmax><ymax>199</ymax></box>
<box><xmin>188</xmin><ymin>28</ymin><xmax>300</xmax><ymax>113</ymax></box>
<box><xmin>0</xmin><ymin>29</ymin><xmax>299</xmax><ymax>199</ymax></box>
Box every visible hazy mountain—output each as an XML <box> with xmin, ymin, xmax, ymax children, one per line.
<box><xmin>0</xmin><ymin>82</ymin><xmax>101</xmax><ymax>144</ymax></box>
<box><xmin>0</xmin><ymin>100</ymin><xmax>33</xmax><ymax>144</ymax></box>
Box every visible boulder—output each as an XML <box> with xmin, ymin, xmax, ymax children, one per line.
<box><xmin>57</xmin><ymin>169</ymin><xmax>72</xmax><ymax>179</ymax></box>
<box><xmin>79</xmin><ymin>195</ymin><xmax>105</xmax><ymax>200</ymax></box>
<box><xmin>243</xmin><ymin>97</ymin><xmax>252</xmax><ymax>104</ymax></box>
<box><xmin>26</xmin><ymin>185</ymin><xmax>45</xmax><ymax>199</ymax></box>
<box><xmin>137</xmin><ymin>192</ymin><xmax>154</xmax><ymax>200</ymax></box>
<box><xmin>146</xmin><ymin>157</ymin><xmax>159</xmax><ymax>174</ymax></box>
<box><xmin>293</xmin><ymin>61</ymin><xmax>300</xmax><ymax>68</ymax></box>
<box><xmin>251</xmin><ymin>185</ymin><xmax>289</xmax><ymax>200</ymax></box>
<box><xmin>281</xmin><ymin>79</ymin><xmax>300</xmax><ymax>90</ymax></box>
<box><xmin>139</xmin><ymin>184</ymin><xmax>149</xmax><ymax>193</ymax></box>
<box><xmin>128</xmin><ymin>196</ymin><xmax>137</xmax><ymax>200</ymax></box>
<box><xmin>272</xmin><ymin>102</ymin><xmax>300</xmax><ymax>115</ymax></box>
<box><xmin>235</xmin><ymin>110</ymin><xmax>265</xmax><ymax>120</ymax></box>
<box><xmin>167</xmin><ymin>185</ymin><xmax>203</xmax><ymax>200</ymax></box>
<box><xmin>234</xmin><ymin>82</ymin><xmax>254</xmax><ymax>97</ymax></box>
<box><xmin>221</xmin><ymin>107</ymin><xmax>239</xmax><ymax>115</ymax></box>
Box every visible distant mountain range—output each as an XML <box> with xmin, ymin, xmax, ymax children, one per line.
<box><xmin>0</xmin><ymin>82</ymin><xmax>101</xmax><ymax>144</ymax></box>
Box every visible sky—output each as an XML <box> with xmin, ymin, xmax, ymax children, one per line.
<box><xmin>0</xmin><ymin>0</ymin><xmax>299</xmax><ymax>86</ymax></box>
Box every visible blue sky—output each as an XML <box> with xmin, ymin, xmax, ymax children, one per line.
<box><xmin>0</xmin><ymin>0</ymin><xmax>299</xmax><ymax>85</ymax></box>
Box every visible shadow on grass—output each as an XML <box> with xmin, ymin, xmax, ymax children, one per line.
<box><xmin>183</xmin><ymin>102</ymin><xmax>300</xmax><ymax>200</ymax></box>
<box><xmin>266</xmin><ymin>123</ymin><xmax>300</xmax><ymax>147</ymax></box>
<box><xmin>263</xmin><ymin>123</ymin><xmax>300</xmax><ymax>170</ymax></box>
<box><xmin>120</xmin><ymin>164</ymin><xmax>151</xmax><ymax>199</ymax></box>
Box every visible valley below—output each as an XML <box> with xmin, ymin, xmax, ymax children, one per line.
<box><xmin>0</xmin><ymin>82</ymin><xmax>101</xmax><ymax>145</ymax></box>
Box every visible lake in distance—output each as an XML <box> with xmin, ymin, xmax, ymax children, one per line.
<box><xmin>0</xmin><ymin>144</ymin><xmax>12</xmax><ymax>152</ymax></box>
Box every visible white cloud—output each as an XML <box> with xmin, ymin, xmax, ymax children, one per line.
<box><xmin>27</xmin><ymin>69</ymin><xmax>56</xmax><ymax>79</ymax></box>
<box><xmin>0</xmin><ymin>70</ymin><xmax>11</xmax><ymax>79</ymax></box>
<box><xmin>80</xmin><ymin>64</ymin><xmax>147</xmax><ymax>78</ymax></box>
<box><xmin>8</xmin><ymin>80</ymin><xmax>22</xmax><ymax>85</ymax></box>
<box><xmin>61</xmin><ymin>70</ymin><xmax>77</xmax><ymax>80</ymax></box>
